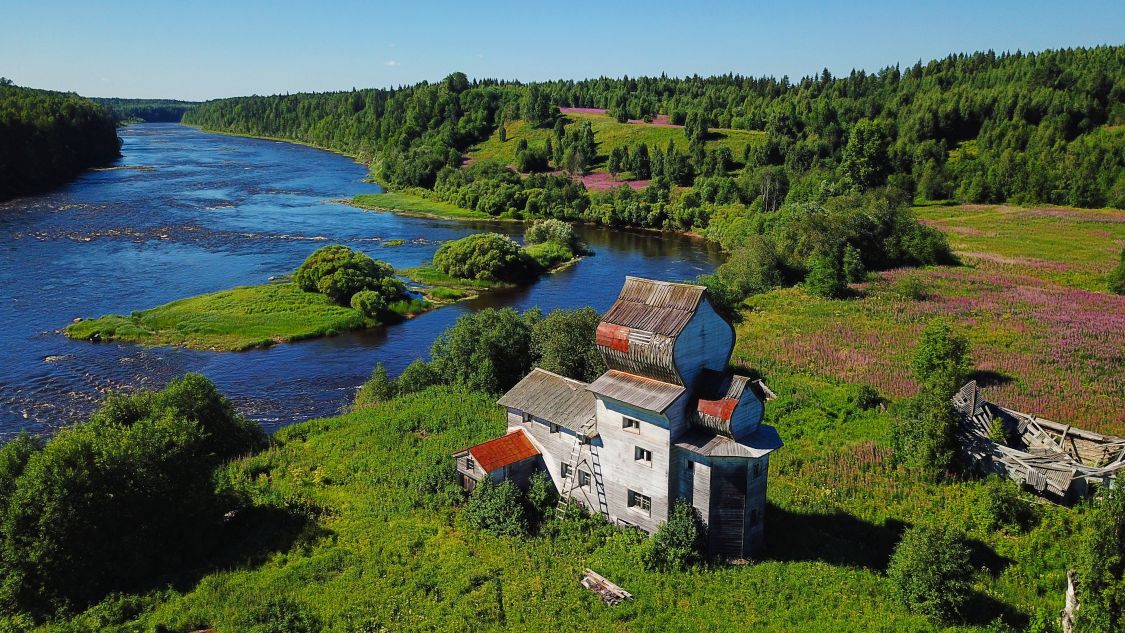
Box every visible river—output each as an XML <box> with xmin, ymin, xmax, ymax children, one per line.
<box><xmin>0</xmin><ymin>123</ymin><xmax>720</xmax><ymax>435</ymax></box>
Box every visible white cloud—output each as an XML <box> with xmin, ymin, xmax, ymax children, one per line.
<box><xmin>384</xmin><ymin>60</ymin><xmax>399</xmax><ymax>67</ymax></box>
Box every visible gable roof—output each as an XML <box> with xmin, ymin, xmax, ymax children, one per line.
<box><xmin>587</xmin><ymin>369</ymin><xmax>686</xmax><ymax>413</ymax></box>
<box><xmin>599</xmin><ymin>277</ymin><xmax>708</xmax><ymax>337</ymax></box>
<box><xmin>497</xmin><ymin>368</ymin><xmax>595</xmax><ymax>432</ymax></box>
<box><xmin>464</xmin><ymin>429</ymin><xmax>540</xmax><ymax>473</ymax></box>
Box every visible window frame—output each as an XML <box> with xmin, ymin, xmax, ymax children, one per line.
<box><xmin>561</xmin><ymin>462</ymin><xmax>572</xmax><ymax>479</ymax></box>
<box><xmin>549</xmin><ymin>422</ymin><xmax>560</xmax><ymax>434</ymax></box>
<box><xmin>628</xmin><ymin>489</ymin><xmax>652</xmax><ymax>515</ymax></box>
<box><xmin>465</xmin><ymin>455</ymin><xmax>475</xmax><ymax>472</ymax></box>
<box><xmin>622</xmin><ymin>417</ymin><xmax>641</xmax><ymax>432</ymax></box>
<box><xmin>578</xmin><ymin>469</ymin><xmax>591</xmax><ymax>489</ymax></box>
<box><xmin>634</xmin><ymin>445</ymin><xmax>653</xmax><ymax>465</ymax></box>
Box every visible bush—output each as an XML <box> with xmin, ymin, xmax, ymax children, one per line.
<box><xmin>294</xmin><ymin>244</ymin><xmax>404</xmax><ymax>305</ymax></box>
<box><xmin>530</xmin><ymin>307</ymin><xmax>606</xmax><ymax>383</ymax></box>
<box><xmin>430</xmin><ymin>307</ymin><xmax>537</xmax><ymax>393</ymax></box>
<box><xmin>713</xmin><ymin>236</ymin><xmax>785</xmax><ymax>300</ymax></box>
<box><xmin>1108</xmin><ymin>247</ymin><xmax>1125</xmax><ymax>295</ymax></box>
<box><xmin>804</xmin><ymin>251</ymin><xmax>846</xmax><ymax>299</ymax></box>
<box><xmin>890</xmin><ymin>389</ymin><xmax>959</xmax><ymax>481</ymax></box>
<box><xmin>0</xmin><ymin>374</ymin><xmax>265</xmax><ymax>616</ymax></box>
<box><xmin>463</xmin><ymin>478</ymin><xmax>528</xmax><ymax>537</ymax></box>
<box><xmin>887</xmin><ymin>525</ymin><xmax>974</xmax><ymax>623</ymax></box>
<box><xmin>350</xmin><ymin>289</ymin><xmax>386</xmax><ymax>319</ymax></box>
<box><xmin>1076</xmin><ymin>486</ymin><xmax>1125</xmax><ymax>632</ymax></box>
<box><xmin>973</xmin><ymin>476</ymin><xmax>1038</xmax><ymax>533</ymax></box>
<box><xmin>525</xmin><ymin>470</ymin><xmax>558</xmax><ymax>528</ymax></box>
<box><xmin>516</xmin><ymin>146</ymin><xmax>550</xmax><ymax>173</ymax></box>
<box><xmin>644</xmin><ymin>500</ymin><xmax>706</xmax><ymax>571</ymax></box>
<box><xmin>243</xmin><ymin>597</ymin><xmax>320</xmax><ymax>633</ymax></box>
<box><xmin>432</xmin><ymin>233</ymin><xmax>537</xmax><ymax>283</ymax></box>
<box><xmin>843</xmin><ymin>244</ymin><xmax>866</xmax><ymax>282</ymax></box>
<box><xmin>524</xmin><ymin>241</ymin><xmax>574</xmax><ymax>269</ymax></box>
<box><xmin>893</xmin><ymin>273</ymin><xmax>929</xmax><ymax>300</ymax></box>
<box><xmin>353</xmin><ymin>363</ymin><xmax>396</xmax><ymax>409</ymax></box>
<box><xmin>525</xmin><ymin>218</ymin><xmax>583</xmax><ymax>252</ymax></box>
<box><xmin>911</xmin><ymin>319</ymin><xmax>972</xmax><ymax>397</ymax></box>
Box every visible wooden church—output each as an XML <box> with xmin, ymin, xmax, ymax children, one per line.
<box><xmin>454</xmin><ymin>276</ymin><xmax>782</xmax><ymax>558</ymax></box>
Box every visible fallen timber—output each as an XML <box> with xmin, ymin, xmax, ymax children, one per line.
<box><xmin>953</xmin><ymin>381</ymin><xmax>1125</xmax><ymax>502</ymax></box>
<box><xmin>581</xmin><ymin>568</ymin><xmax>633</xmax><ymax>605</ymax></box>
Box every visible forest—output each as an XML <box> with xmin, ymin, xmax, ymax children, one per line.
<box><xmin>92</xmin><ymin>98</ymin><xmax>199</xmax><ymax>123</ymax></box>
<box><xmin>0</xmin><ymin>79</ymin><xmax>121</xmax><ymax>200</ymax></box>
<box><xmin>183</xmin><ymin>46</ymin><xmax>1124</xmax><ymax>212</ymax></box>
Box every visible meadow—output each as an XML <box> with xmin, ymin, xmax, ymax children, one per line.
<box><xmin>66</xmin><ymin>282</ymin><xmax>375</xmax><ymax>351</ymax></box>
<box><xmin>349</xmin><ymin>190</ymin><xmax>494</xmax><ymax>221</ymax></box>
<box><xmin>50</xmin><ymin>380</ymin><xmax>1081</xmax><ymax>632</ymax></box>
<box><xmin>467</xmin><ymin>110</ymin><xmax>765</xmax><ymax>186</ymax></box>
<box><xmin>733</xmin><ymin>204</ymin><xmax>1125</xmax><ymax>436</ymax></box>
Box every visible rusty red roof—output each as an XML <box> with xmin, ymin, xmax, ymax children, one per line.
<box><xmin>467</xmin><ymin>429</ymin><xmax>540</xmax><ymax>473</ymax></box>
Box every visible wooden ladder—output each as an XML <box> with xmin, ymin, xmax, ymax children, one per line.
<box><xmin>556</xmin><ymin>428</ymin><xmax>585</xmax><ymax>519</ymax></box>
<box><xmin>589</xmin><ymin>441</ymin><xmax>610</xmax><ymax>519</ymax></box>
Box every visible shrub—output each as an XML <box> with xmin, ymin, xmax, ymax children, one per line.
<box><xmin>973</xmin><ymin>476</ymin><xmax>1038</xmax><ymax>533</ymax></box>
<box><xmin>893</xmin><ymin>273</ymin><xmax>929</xmax><ymax>300</ymax></box>
<box><xmin>294</xmin><ymin>244</ymin><xmax>404</xmax><ymax>305</ymax></box>
<box><xmin>411</xmin><ymin>460</ymin><xmax>464</xmax><ymax>510</ymax></box>
<box><xmin>0</xmin><ymin>374</ymin><xmax>264</xmax><ymax>616</ymax></box>
<box><xmin>843</xmin><ymin>244</ymin><xmax>866</xmax><ymax>282</ymax></box>
<box><xmin>525</xmin><ymin>470</ymin><xmax>558</xmax><ymax>528</ymax></box>
<box><xmin>432</xmin><ymin>233</ymin><xmax>537</xmax><ymax>283</ymax></box>
<box><xmin>804</xmin><ymin>251</ymin><xmax>846</xmax><ymax>299</ymax></box>
<box><xmin>430</xmin><ymin>307</ymin><xmax>537</xmax><ymax>393</ymax></box>
<box><xmin>644</xmin><ymin>499</ymin><xmax>706</xmax><ymax>571</ymax></box>
<box><xmin>463</xmin><ymin>478</ymin><xmax>528</xmax><ymax>537</ymax></box>
<box><xmin>353</xmin><ymin>363</ymin><xmax>396</xmax><ymax>409</ymax></box>
<box><xmin>350</xmin><ymin>289</ymin><xmax>386</xmax><ymax>319</ymax></box>
<box><xmin>887</xmin><ymin>525</ymin><xmax>974</xmax><ymax>623</ymax></box>
<box><xmin>525</xmin><ymin>218</ymin><xmax>583</xmax><ymax>252</ymax></box>
<box><xmin>1076</xmin><ymin>486</ymin><xmax>1125</xmax><ymax>632</ymax></box>
<box><xmin>515</xmin><ymin>146</ymin><xmax>550</xmax><ymax>173</ymax></box>
<box><xmin>530</xmin><ymin>307</ymin><xmax>606</xmax><ymax>382</ymax></box>
<box><xmin>395</xmin><ymin>359</ymin><xmax>442</xmax><ymax>395</ymax></box>
<box><xmin>1108</xmin><ymin>247</ymin><xmax>1125</xmax><ymax>295</ymax></box>
<box><xmin>524</xmin><ymin>241</ymin><xmax>574</xmax><ymax>269</ymax></box>
<box><xmin>713</xmin><ymin>236</ymin><xmax>784</xmax><ymax>300</ymax></box>
<box><xmin>890</xmin><ymin>389</ymin><xmax>959</xmax><ymax>481</ymax></box>
<box><xmin>911</xmin><ymin>319</ymin><xmax>972</xmax><ymax>397</ymax></box>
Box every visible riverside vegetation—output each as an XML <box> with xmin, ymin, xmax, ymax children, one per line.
<box><xmin>0</xmin><ymin>79</ymin><xmax>121</xmax><ymax>200</ymax></box>
<box><xmin>66</xmin><ymin>222</ymin><xmax>588</xmax><ymax>350</ymax></box>
<box><xmin>4</xmin><ymin>302</ymin><xmax>1124</xmax><ymax>632</ymax></box>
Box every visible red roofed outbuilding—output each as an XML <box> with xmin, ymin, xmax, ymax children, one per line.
<box><xmin>453</xmin><ymin>429</ymin><xmax>541</xmax><ymax>492</ymax></box>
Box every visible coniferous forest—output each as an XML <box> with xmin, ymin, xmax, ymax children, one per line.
<box><xmin>0</xmin><ymin>80</ymin><xmax>121</xmax><ymax>201</ymax></box>
<box><xmin>184</xmin><ymin>46</ymin><xmax>1124</xmax><ymax>212</ymax></box>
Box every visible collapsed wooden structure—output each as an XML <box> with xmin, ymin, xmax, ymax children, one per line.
<box><xmin>953</xmin><ymin>381</ymin><xmax>1125</xmax><ymax>502</ymax></box>
<box><xmin>580</xmin><ymin>568</ymin><xmax>633</xmax><ymax>605</ymax></box>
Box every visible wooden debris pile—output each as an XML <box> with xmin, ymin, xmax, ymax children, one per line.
<box><xmin>581</xmin><ymin>568</ymin><xmax>633</xmax><ymax>605</ymax></box>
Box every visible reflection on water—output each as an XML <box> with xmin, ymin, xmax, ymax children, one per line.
<box><xmin>0</xmin><ymin>124</ymin><xmax>719</xmax><ymax>435</ymax></box>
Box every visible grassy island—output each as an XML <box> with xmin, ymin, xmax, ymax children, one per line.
<box><xmin>66</xmin><ymin>282</ymin><xmax>380</xmax><ymax>351</ymax></box>
<box><xmin>349</xmin><ymin>191</ymin><xmax>494</xmax><ymax>221</ymax></box>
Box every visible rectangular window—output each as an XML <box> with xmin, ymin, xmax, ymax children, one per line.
<box><xmin>622</xmin><ymin>417</ymin><xmax>641</xmax><ymax>432</ymax></box>
<box><xmin>578</xmin><ymin>470</ymin><xmax>591</xmax><ymax>488</ymax></box>
<box><xmin>549</xmin><ymin>422</ymin><xmax>560</xmax><ymax>434</ymax></box>
<box><xmin>634</xmin><ymin>446</ymin><xmax>652</xmax><ymax>464</ymax></box>
<box><xmin>522</xmin><ymin>411</ymin><xmax>532</xmax><ymax>423</ymax></box>
<box><xmin>465</xmin><ymin>456</ymin><xmax>475</xmax><ymax>472</ymax></box>
<box><xmin>687</xmin><ymin>460</ymin><xmax>694</xmax><ymax>471</ymax></box>
<box><xmin>753</xmin><ymin>462</ymin><xmax>762</xmax><ymax>478</ymax></box>
<box><xmin>561</xmin><ymin>463</ymin><xmax>572</xmax><ymax>479</ymax></box>
<box><xmin>628</xmin><ymin>490</ymin><xmax>651</xmax><ymax>514</ymax></box>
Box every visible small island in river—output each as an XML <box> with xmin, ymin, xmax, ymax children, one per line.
<box><xmin>66</xmin><ymin>223</ymin><xmax>590</xmax><ymax>351</ymax></box>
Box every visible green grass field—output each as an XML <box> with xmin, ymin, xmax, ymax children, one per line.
<box><xmin>914</xmin><ymin>203</ymin><xmax>1125</xmax><ymax>291</ymax></box>
<box><xmin>468</xmin><ymin>112</ymin><xmax>766</xmax><ymax>170</ymax></box>
<box><xmin>52</xmin><ymin>381</ymin><xmax>1078</xmax><ymax>631</ymax></box>
<box><xmin>350</xmin><ymin>190</ymin><xmax>494</xmax><ymax>221</ymax></box>
<box><xmin>65</xmin><ymin>282</ymin><xmax>371</xmax><ymax>351</ymax></box>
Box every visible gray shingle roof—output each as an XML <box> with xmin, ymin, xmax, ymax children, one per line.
<box><xmin>586</xmin><ymin>369</ymin><xmax>686</xmax><ymax>413</ymax></box>
<box><xmin>497</xmin><ymin>369</ymin><xmax>595</xmax><ymax>432</ymax></box>
<box><xmin>675</xmin><ymin>425</ymin><xmax>783</xmax><ymax>459</ymax></box>
<box><xmin>600</xmin><ymin>276</ymin><xmax>707</xmax><ymax>337</ymax></box>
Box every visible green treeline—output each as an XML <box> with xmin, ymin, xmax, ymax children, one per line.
<box><xmin>0</xmin><ymin>79</ymin><xmax>121</xmax><ymax>200</ymax></box>
<box><xmin>92</xmin><ymin>98</ymin><xmax>199</xmax><ymax>123</ymax></box>
<box><xmin>184</xmin><ymin>46</ymin><xmax>1124</xmax><ymax>210</ymax></box>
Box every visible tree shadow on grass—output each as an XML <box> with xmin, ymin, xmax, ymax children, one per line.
<box><xmin>141</xmin><ymin>503</ymin><xmax>334</xmax><ymax>596</ymax></box>
<box><xmin>967</xmin><ymin>369</ymin><xmax>1015</xmax><ymax>388</ymax></box>
<box><xmin>763</xmin><ymin>504</ymin><xmax>1024</xmax><ymax>627</ymax></box>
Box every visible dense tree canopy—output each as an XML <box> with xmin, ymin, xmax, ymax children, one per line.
<box><xmin>0</xmin><ymin>80</ymin><xmax>121</xmax><ymax>200</ymax></box>
<box><xmin>294</xmin><ymin>244</ymin><xmax>406</xmax><ymax>307</ymax></box>
<box><xmin>432</xmin><ymin>233</ymin><xmax>537</xmax><ymax>283</ymax></box>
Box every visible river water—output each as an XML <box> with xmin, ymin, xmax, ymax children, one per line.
<box><xmin>0</xmin><ymin>123</ymin><xmax>720</xmax><ymax>435</ymax></box>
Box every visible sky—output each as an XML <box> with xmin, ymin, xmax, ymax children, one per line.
<box><xmin>3</xmin><ymin>0</ymin><xmax>1123</xmax><ymax>101</ymax></box>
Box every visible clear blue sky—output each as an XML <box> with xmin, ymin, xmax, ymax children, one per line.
<box><xmin>4</xmin><ymin>0</ymin><xmax>1123</xmax><ymax>101</ymax></box>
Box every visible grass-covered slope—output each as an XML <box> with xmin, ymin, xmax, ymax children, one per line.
<box><xmin>350</xmin><ymin>191</ymin><xmax>493</xmax><ymax>221</ymax></box>
<box><xmin>50</xmin><ymin>380</ymin><xmax>1083</xmax><ymax>631</ymax></box>
<box><xmin>468</xmin><ymin>111</ymin><xmax>764</xmax><ymax>170</ymax></box>
<box><xmin>66</xmin><ymin>282</ymin><xmax>369</xmax><ymax>351</ymax></box>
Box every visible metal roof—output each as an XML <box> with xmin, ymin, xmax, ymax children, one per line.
<box><xmin>600</xmin><ymin>277</ymin><xmax>707</xmax><ymax>337</ymax></box>
<box><xmin>675</xmin><ymin>425</ymin><xmax>783</xmax><ymax>459</ymax></box>
<box><xmin>465</xmin><ymin>429</ymin><xmax>540</xmax><ymax>473</ymax></box>
<box><xmin>497</xmin><ymin>368</ymin><xmax>595</xmax><ymax>432</ymax></box>
<box><xmin>693</xmin><ymin>370</ymin><xmax>761</xmax><ymax>436</ymax></box>
<box><xmin>586</xmin><ymin>369</ymin><xmax>686</xmax><ymax>413</ymax></box>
